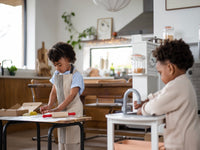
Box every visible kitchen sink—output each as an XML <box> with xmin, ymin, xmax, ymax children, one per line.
<box><xmin>126</xmin><ymin>112</ymin><xmax>138</xmax><ymax>115</ymax></box>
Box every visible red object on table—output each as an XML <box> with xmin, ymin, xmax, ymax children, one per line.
<box><xmin>43</xmin><ymin>112</ymin><xmax>76</xmax><ymax>118</ymax></box>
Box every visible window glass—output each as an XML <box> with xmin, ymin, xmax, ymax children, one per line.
<box><xmin>90</xmin><ymin>46</ymin><xmax>132</xmax><ymax>76</ymax></box>
<box><xmin>0</xmin><ymin>0</ymin><xmax>25</xmax><ymax>68</ymax></box>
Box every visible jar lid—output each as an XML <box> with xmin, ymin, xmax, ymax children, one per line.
<box><xmin>132</xmin><ymin>54</ymin><xmax>145</xmax><ymax>60</ymax></box>
<box><xmin>165</xmin><ymin>26</ymin><xmax>173</xmax><ymax>29</ymax></box>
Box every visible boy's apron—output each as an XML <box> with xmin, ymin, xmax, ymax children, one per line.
<box><xmin>54</xmin><ymin>65</ymin><xmax>83</xmax><ymax>146</ymax></box>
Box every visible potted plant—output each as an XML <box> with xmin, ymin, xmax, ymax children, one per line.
<box><xmin>7</xmin><ymin>65</ymin><xmax>17</xmax><ymax>76</ymax></box>
<box><xmin>62</xmin><ymin>11</ymin><xmax>96</xmax><ymax>49</ymax></box>
<box><xmin>79</xmin><ymin>27</ymin><xmax>96</xmax><ymax>41</ymax></box>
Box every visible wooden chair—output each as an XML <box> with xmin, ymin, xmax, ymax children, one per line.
<box><xmin>29</xmin><ymin>79</ymin><xmax>58</xmax><ymax>143</ymax></box>
<box><xmin>30</xmin><ymin>79</ymin><xmax>52</xmax><ymax>104</ymax></box>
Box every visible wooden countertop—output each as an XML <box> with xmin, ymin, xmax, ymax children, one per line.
<box><xmin>28</xmin><ymin>81</ymin><xmax>132</xmax><ymax>88</ymax></box>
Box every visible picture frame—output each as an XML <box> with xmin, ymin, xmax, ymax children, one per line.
<box><xmin>166</xmin><ymin>0</ymin><xmax>200</xmax><ymax>10</ymax></box>
<box><xmin>97</xmin><ymin>18</ymin><xmax>113</xmax><ymax>40</ymax></box>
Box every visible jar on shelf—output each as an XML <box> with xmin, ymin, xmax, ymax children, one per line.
<box><xmin>131</xmin><ymin>54</ymin><xmax>145</xmax><ymax>74</ymax></box>
<box><xmin>163</xmin><ymin>26</ymin><xmax>174</xmax><ymax>41</ymax></box>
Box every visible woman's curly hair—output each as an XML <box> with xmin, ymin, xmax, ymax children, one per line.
<box><xmin>153</xmin><ymin>39</ymin><xmax>194</xmax><ymax>71</ymax></box>
<box><xmin>48</xmin><ymin>42</ymin><xmax>76</xmax><ymax>63</ymax></box>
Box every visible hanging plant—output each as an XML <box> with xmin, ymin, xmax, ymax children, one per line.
<box><xmin>62</xmin><ymin>11</ymin><xmax>96</xmax><ymax>49</ymax></box>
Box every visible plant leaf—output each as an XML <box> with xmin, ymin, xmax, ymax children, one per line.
<box><xmin>78</xmin><ymin>44</ymin><xmax>82</xmax><ymax>49</ymax></box>
<box><xmin>71</xmin><ymin>12</ymin><xmax>75</xmax><ymax>16</ymax></box>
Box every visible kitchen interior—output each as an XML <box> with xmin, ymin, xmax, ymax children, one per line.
<box><xmin>0</xmin><ymin>0</ymin><xmax>200</xmax><ymax>150</ymax></box>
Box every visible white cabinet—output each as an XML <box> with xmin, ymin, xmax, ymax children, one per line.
<box><xmin>131</xmin><ymin>41</ymin><xmax>160</xmax><ymax>110</ymax></box>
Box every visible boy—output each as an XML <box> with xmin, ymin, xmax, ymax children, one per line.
<box><xmin>40</xmin><ymin>42</ymin><xmax>84</xmax><ymax>150</ymax></box>
<box><xmin>135</xmin><ymin>39</ymin><xmax>200</xmax><ymax>150</ymax></box>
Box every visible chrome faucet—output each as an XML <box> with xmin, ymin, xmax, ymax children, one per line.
<box><xmin>1</xmin><ymin>59</ymin><xmax>12</xmax><ymax>75</ymax></box>
<box><xmin>122</xmin><ymin>88</ymin><xmax>141</xmax><ymax>115</ymax></box>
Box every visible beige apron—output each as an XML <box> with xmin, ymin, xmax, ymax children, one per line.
<box><xmin>54</xmin><ymin>65</ymin><xmax>83</xmax><ymax>150</ymax></box>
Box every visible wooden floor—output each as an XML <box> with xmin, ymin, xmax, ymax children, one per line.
<box><xmin>6</xmin><ymin>128</ymin><xmax>107</xmax><ymax>150</ymax></box>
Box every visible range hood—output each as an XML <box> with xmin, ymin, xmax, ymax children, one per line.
<box><xmin>118</xmin><ymin>0</ymin><xmax>153</xmax><ymax>36</ymax></box>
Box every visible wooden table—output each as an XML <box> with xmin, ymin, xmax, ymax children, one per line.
<box><xmin>0</xmin><ymin>116</ymin><xmax>91</xmax><ymax>150</ymax></box>
<box><xmin>106</xmin><ymin>113</ymin><xmax>165</xmax><ymax>150</ymax></box>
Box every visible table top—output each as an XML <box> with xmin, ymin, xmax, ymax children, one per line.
<box><xmin>0</xmin><ymin>115</ymin><xmax>91</xmax><ymax>124</ymax></box>
<box><xmin>106</xmin><ymin>113</ymin><xmax>165</xmax><ymax>122</ymax></box>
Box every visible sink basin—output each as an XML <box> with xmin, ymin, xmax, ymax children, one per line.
<box><xmin>126</xmin><ymin>112</ymin><xmax>137</xmax><ymax>115</ymax></box>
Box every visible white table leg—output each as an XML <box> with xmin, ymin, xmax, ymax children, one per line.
<box><xmin>107</xmin><ymin>118</ymin><xmax>114</xmax><ymax>150</ymax></box>
<box><xmin>151</xmin><ymin>122</ymin><xmax>159</xmax><ymax>150</ymax></box>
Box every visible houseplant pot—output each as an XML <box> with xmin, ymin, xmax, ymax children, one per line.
<box><xmin>7</xmin><ymin>65</ymin><xmax>17</xmax><ymax>76</ymax></box>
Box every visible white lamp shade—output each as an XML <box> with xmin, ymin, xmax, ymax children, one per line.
<box><xmin>93</xmin><ymin>0</ymin><xmax>131</xmax><ymax>12</ymax></box>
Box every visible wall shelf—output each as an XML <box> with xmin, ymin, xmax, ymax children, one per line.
<box><xmin>128</xmin><ymin>74</ymin><xmax>158</xmax><ymax>77</ymax></box>
<box><xmin>81</xmin><ymin>37</ymin><xmax>131</xmax><ymax>46</ymax></box>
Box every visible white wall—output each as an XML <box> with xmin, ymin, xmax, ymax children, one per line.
<box><xmin>28</xmin><ymin>0</ymin><xmax>200</xmax><ymax>71</ymax></box>
<box><xmin>56</xmin><ymin>0</ymin><xmax>142</xmax><ymax>40</ymax></box>
<box><xmin>35</xmin><ymin>0</ymin><xmax>58</xmax><ymax>50</ymax></box>
<box><xmin>154</xmin><ymin>0</ymin><xmax>200</xmax><ymax>43</ymax></box>
<box><xmin>26</xmin><ymin>0</ymin><xmax>36</xmax><ymax>69</ymax></box>
<box><xmin>29</xmin><ymin>0</ymin><xmax>142</xmax><ymax>72</ymax></box>
<box><xmin>27</xmin><ymin>0</ymin><xmax>58</xmax><ymax>69</ymax></box>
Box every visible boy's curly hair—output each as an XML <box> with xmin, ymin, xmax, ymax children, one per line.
<box><xmin>153</xmin><ymin>39</ymin><xmax>194</xmax><ymax>71</ymax></box>
<box><xmin>48</xmin><ymin>42</ymin><xmax>76</xmax><ymax>63</ymax></box>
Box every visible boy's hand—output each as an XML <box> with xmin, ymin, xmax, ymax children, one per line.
<box><xmin>40</xmin><ymin>105</ymin><xmax>50</xmax><ymax>114</ymax></box>
<box><xmin>134</xmin><ymin>99</ymin><xmax>149</xmax><ymax>109</ymax></box>
<box><xmin>137</xmin><ymin>108</ymin><xmax>142</xmax><ymax>115</ymax></box>
<box><xmin>134</xmin><ymin>101</ymin><xmax>143</xmax><ymax>109</ymax></box>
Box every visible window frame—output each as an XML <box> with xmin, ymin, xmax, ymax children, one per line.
<box><xmin>89</xmin><ymin>45</ymin><xmax>133</xmax><ymax>68</ymax></box>
<box><xmin>0</xmin><ymin>0</ymin><xmax>27</xmax><ymax>68</ymax></box>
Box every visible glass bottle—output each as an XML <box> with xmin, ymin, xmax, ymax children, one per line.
<box><xmin>132</xmin><ymin>54</ymin><xmax>145</xmax><ymax>74</ymax></box>
<box><xmin>110</xmin><ymin>63</ymin><xmax>115</xmax><ymax>76</ymax></box>
<box><xmin>163</xmin><ymin>26</ymin><xmax>174</xmax><ymax>41</ymax></box>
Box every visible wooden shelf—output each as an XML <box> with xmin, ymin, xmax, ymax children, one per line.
<box><xmin>81</xmin><ymin>37</ymin><xmax>131</xmax><ymax>45</ymax></box>
<box><xmin>128</xmin><ymin>73</ymin><xmax>158</xmax><ymax>77</ymax></box>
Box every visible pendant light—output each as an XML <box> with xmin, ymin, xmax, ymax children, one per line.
<box><xmin>93</xmin><ymin>0</ymin><xmax>131</xmax><ymax>12</ymax></box>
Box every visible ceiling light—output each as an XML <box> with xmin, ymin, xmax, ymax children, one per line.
<box><xmin>93</xmin><ymin>0</ymin><xmax>131</xmax><ymax>12</ymax></box>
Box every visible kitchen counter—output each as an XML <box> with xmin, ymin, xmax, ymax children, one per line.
<box><xmin>0</xmin><ymin>75</ymin><xmax>50</xmax><ymax>79</ymax></box>
<box><xmin>0</xmin><ymin>75</ymin><xmax>114</xmax><ymax>80</ymax></box>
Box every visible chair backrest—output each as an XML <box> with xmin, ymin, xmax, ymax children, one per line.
<box><xmin>30</xmin><ymin>79</ymin><xmax>52</xmax><ymax>104</ymax></box>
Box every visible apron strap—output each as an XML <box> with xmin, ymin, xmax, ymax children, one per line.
<box><xmin>70</xmin><ymin>64</ymin><xmax>74</xmax><ymax>74</ymax></box>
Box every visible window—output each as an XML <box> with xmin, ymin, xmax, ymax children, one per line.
<box><xmin>0</xmin><ymin>0</ymin><xmax>26</xmax><ymax>69</ymax></box>
<box><xmin>90</xmin><ymin>46</ymin><xmax>132</xmax><ymax>76</ymax></box>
